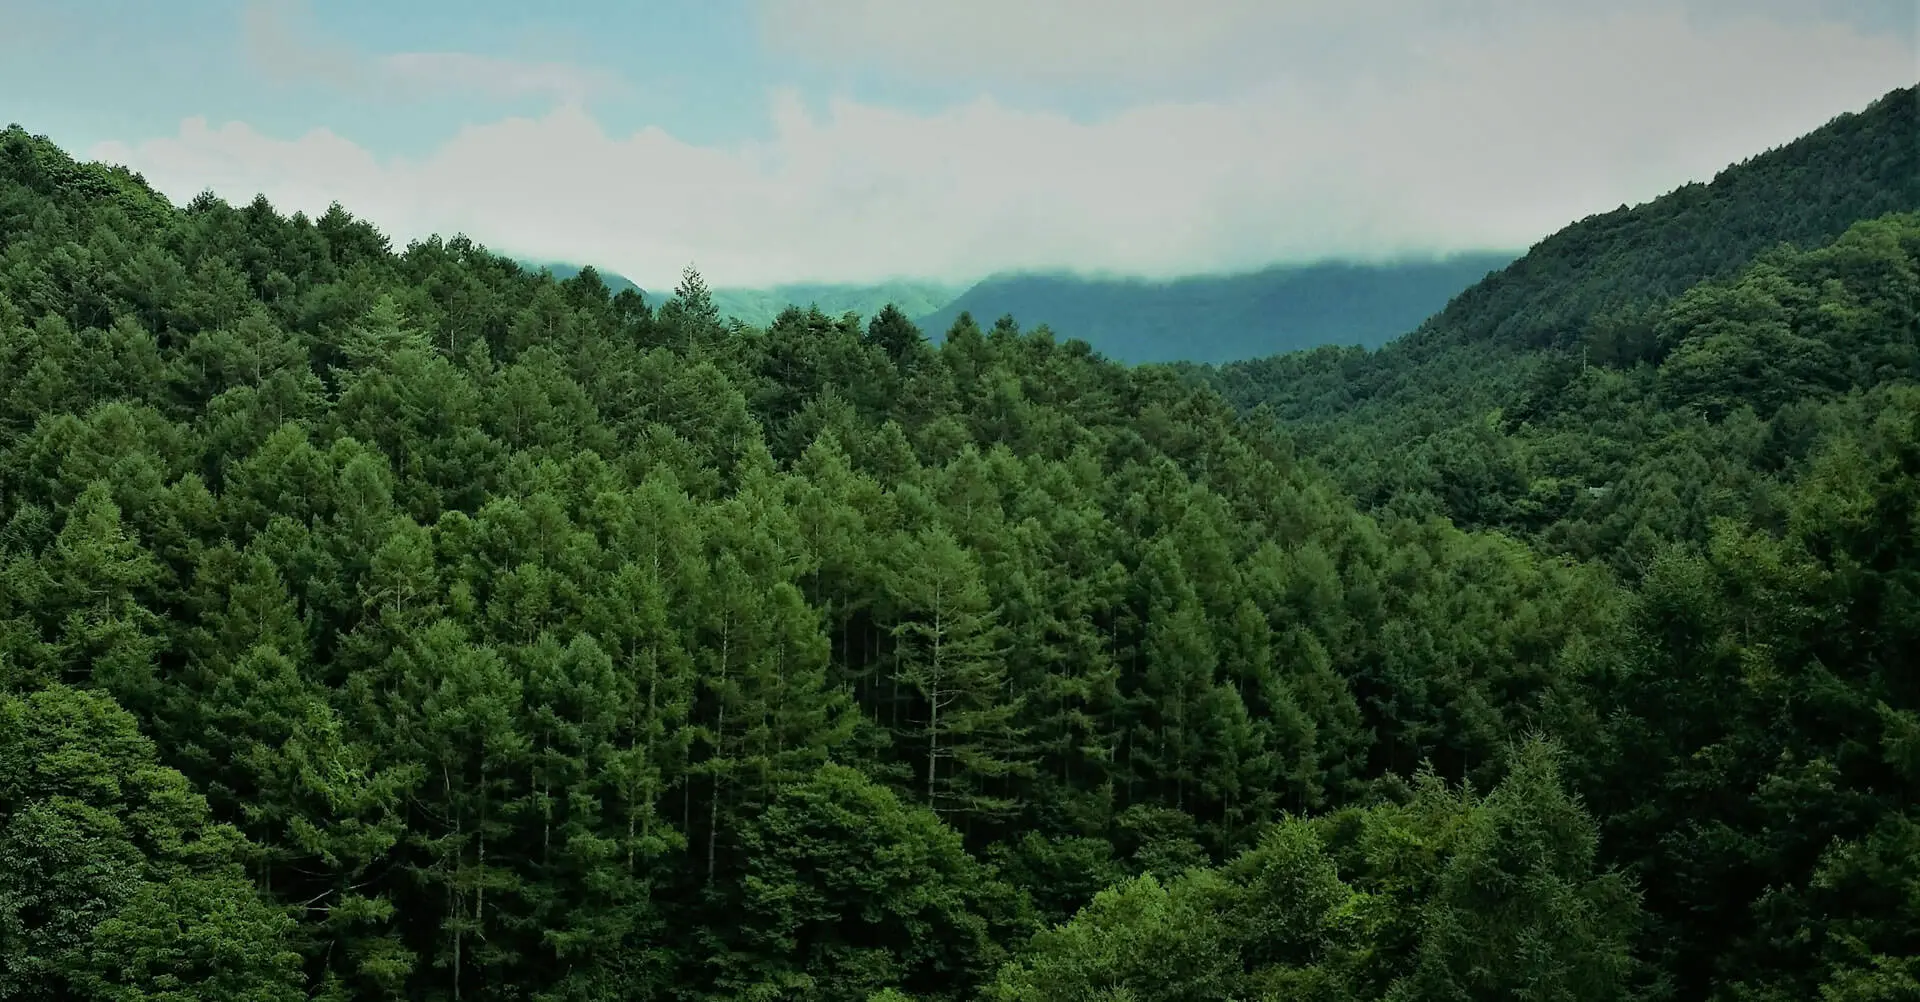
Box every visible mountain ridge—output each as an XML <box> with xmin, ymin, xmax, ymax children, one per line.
<box><xmin>514</xmin><ymin>255</ymin><xmax>1520</xmax><ymax>365</ymax></box>
<box><xmin>1402</xmin><ymin>83</ymin><xmax>1920</xmax><ymax>355</ymax></box>
<box><xmin>917</xmin><ymin>253</ymin><xmax>1519</xmax><ymax>364</ymax></box>
<box><xmin>1199</xmin><ymin>82</ymin><xmax>1920</xmax><ymax>427</ymax></box>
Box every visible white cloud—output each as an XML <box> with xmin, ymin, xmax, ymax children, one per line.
<box><xmin>756</xmin><ymin>0</ymin><xmax>1914</xmax><ymax>92</ymax></box>
<box><xmin>756</xmin><ymin>0</ymin><xmax>1318</xmax><ymax>90</ymax></box>
<box><xmin>752</xmin><ymin>0</ymin><xmax>1606</xmax><ymax>96</ymax></box>
<box><xmin>94</xmin><ymin>6</ymin><xmax>1914</xmax><ymax>289</ymax></box>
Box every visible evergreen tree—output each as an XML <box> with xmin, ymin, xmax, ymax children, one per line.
<box><xmin>886</xmin><ymin>525</ymin><xmax>1031</xmax><ymax>830</ymax></box>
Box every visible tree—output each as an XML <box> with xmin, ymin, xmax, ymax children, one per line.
<box><xmin>866</xmin><ymin>304</ymin><xmax>927</xmax><ymax>368</ymax></box>
<box><xmin>708</xmin><ymin>765</ymin><xmax>1012</xmax><ymax>1001</ymax></box>
<box><xmin>1388</xmin><ymin>741</ymin><xmax>1644</xmax><ymax>1002</ymax></box>
<box><xmin>661</xmin><ymin>265</ymin><xmax>725</xmax><ymax>356</ymax></box>
<box><xmin>886</xmin><ymin>525</ymin><xmax>1030</xmax><ymax>829</ymax></box>
<box><xmin>982</xmin><ymin>871</ymin><xmax>1240</xmax><ymax>1002</ymax></box>
<box><xmin>0</xmin><ymin>685</ymin><xmax>306</xmax><ymax>1000</ymax></box>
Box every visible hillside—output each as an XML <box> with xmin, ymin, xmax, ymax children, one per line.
<box><xmin>1403</xmin><ymin>83</ymin><xmax>1920</xmax><ymax>355</ymax></box>
<box><xmin>1200</xmin><ymin>83</ymin><xmax>1920</xmax><ymax>467</ymax></box>
<box><xmin>918</xmin><ymin>253</ymin><xmax>1516</xmax><ymax>364</ymax></box>
<box><xmin>1</xmin><ymin>78</ymin><xmax>1917</xmax><ymax>1002</ymax></box>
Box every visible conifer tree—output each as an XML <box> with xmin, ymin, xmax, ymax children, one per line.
<box><xmin>886</xmin><ymin>524</ymin><xmax>1031</xmax><ymax>828</ymax></box>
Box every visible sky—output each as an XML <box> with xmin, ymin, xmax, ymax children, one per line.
<box><xmin>2</xmin><ymin>0</ymin><xmax>1914</xmax><ymax>290</ymax></box>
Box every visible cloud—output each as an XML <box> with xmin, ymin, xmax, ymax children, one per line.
<box><xmin>756</xmin><ymin>0</ymin><xmax>1915</xmax><ymax>93</ymax></box>
<box><xmin>96</xmin><ymin>6</ymin><xmax>1914</xmax><ymax>289</ymax></box>
<box><xmin>753</xmin><ymin>0</ymin><xmax>1577</xmax><ymax>95</ymax></box>
<box><xmin>240</xmin><ymin>0</ymin><xmax>616</xmax><ymax>105</ymax></box>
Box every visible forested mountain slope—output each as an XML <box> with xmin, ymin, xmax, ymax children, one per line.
<box><xmin>1407</xmin><ymin>84</ymin><xmax>1919</xmax><ymax>356</ymax></box>
<box><xmin>1</xmin><ymin>79</ymin><xmax>1916</xmax><ymax>1002</ymax></box>
<box><xmin>1197</xmin><ymin>85</ymin><xmax>1920</xmax><ymax>545</ymax></box>
<box><xmin>917</xmin><ymin>253</ymin><xmax>1515</xmax><ymax>365</ymax></box>
<box><xmin>1203</xmin><ymin>85</ymin><xmax>1917</xmax><ymax>411</ymax></box>
<box><xmin>1174</xmin><ymin>87</ymin><xmax>1920</xmax><ymax>998</ymax></box>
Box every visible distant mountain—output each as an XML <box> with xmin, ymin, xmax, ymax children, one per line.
<box><xmin>520</xmin><ymin>261</ymin><xmax>647</xmax><ymax>298</ymax></box>
<box><xmin>711</xmin><ymin>281</ymin><xmax>964</xmax><ymax>329</ymax></box>
<box><xmin>514</xmin><ymin>262</ymin><xmax>961</xmax><ymax>329</ymax></box>
<box><xmin>915</xmin><ymin>255</ymin><xmax>1518</xmax><ymax>365</ymax></box>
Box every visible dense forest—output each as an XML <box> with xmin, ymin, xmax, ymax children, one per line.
<box><xmin>0</xmin><ymin>84</ymin><xmax>1914</xmax><ymax>1002</ymax></box>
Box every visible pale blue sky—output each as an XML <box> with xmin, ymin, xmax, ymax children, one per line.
<box><xmin>8</xmin><ymin>1</ymin><xmax>822</xmax><ymax>154</ymax></box>
<box><xmin>3</xmin><ymin>1</ymin><xmax>1914</xmax><ymax>288</ymax></box>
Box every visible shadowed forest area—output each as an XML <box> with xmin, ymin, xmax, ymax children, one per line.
<box><xmin>0</xmin><ymin>84</ymin><xmax>1914</xmax><ymax>1001</ymax></box>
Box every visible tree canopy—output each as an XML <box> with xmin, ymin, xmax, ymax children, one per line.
<box><xmin>0</xmin><ymin>82</ymin><xmax>1915</xmax><ymax>1001</ymax></box>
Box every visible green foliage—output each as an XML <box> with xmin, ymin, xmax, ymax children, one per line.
<box><xmin>0</xmin><ymin>84</ymin><xmax>1914</xmax><ymax>1001</ymax></box>
<box><xmin>1182</xmin><ymin>84</ymin><xmax>1919</xmax><ymax>1002</ymax></box>
<box><xmin>986</xmin><ymin>745</ymin><xmax>1642</xmax><ymax>1002</ymax></box>
<box><xmin>711</xmin><ymin>764</ymin><xmax>1014</xmax><ymax>1001</ymax></box>
<box><xmin>0</xmin><ymin>685</ymin><xmax>304</xmax><ymax>1000</ymax></box>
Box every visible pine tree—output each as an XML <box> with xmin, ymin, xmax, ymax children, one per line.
<box><xmin>886</xmin><ymin>524</ymin><xmax>1031</xmax><ymax>829</ymax></box>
